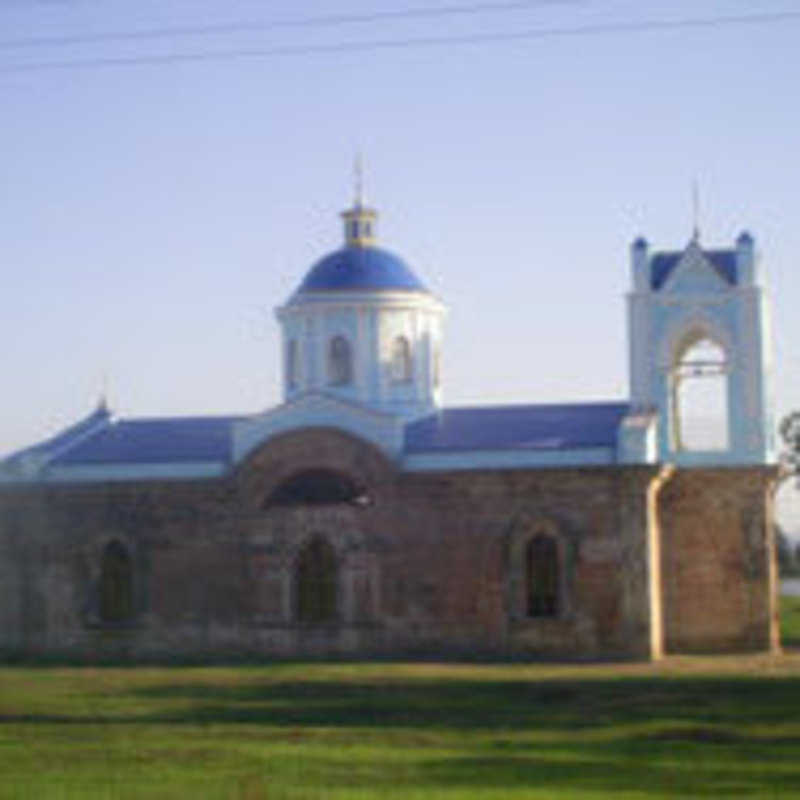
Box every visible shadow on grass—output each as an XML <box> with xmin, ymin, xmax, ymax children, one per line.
<box><xmin>4</xmin><ymin>676</ymin><xmax>800</xmax><ymax>731</ymax></box>
<box><xmin>127</xmin><ymin>676</ymin><xmax>800</xmax><ymax>729</ymax></box>
<box><xmin>4</xmin><ymin>675</ymin><xmax>800</xmax><ymax>796</ymax></box>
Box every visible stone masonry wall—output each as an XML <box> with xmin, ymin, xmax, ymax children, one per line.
<box><xmin>0</xmin><ymin>428</ymin><xmax>777</xmax><ymax>660</ymax></box>
<box><xmin>659</xmin><ymin>467</ymin><xmax>779</xmax><ymax>654</ymax></box>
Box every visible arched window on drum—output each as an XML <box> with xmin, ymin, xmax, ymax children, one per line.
<box><xmin>391</xmin><ymin>335</ymin><xmax>413</xmax><ymax>383</ymax></box>
<box><xmin>328</xmin><ymin>336</ymin><xmax>353</xmax><ymax>386</ymax></box>
<box><xmin>286</xmin><ymin>339</ymin><xmax>299</xmax><ymax>390</ymax></box>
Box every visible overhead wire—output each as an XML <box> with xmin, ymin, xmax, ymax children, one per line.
<box><xmin>1</xmin><ymin>9</ymin><xmax>799</xmax><ymax>74</ymax></box>
<box><xmin>0</xmin><ymin>0</ymin><xmax>587</xmax><ymax>50</ymax></box>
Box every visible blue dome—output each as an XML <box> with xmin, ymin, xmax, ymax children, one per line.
<box><xmin>296</xmin><ymin>246</ymin><xmax>428</xmax><ymax>293</ymax></box>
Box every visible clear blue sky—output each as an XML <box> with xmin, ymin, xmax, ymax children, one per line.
<box><xmin>2</xmin><ymin>0</ymin><xmax>800</xmax><ymax>527</ymax></box>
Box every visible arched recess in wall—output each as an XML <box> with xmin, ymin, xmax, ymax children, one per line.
<box><xmin>670</xmin><ymin>329</ymin><xmax>730</xmax><ymax>452</ymax></box>
<box><xmin>432</xmin><ymin>344</ymin><xmax>441</xmax><ymax>388</ymax></box>
<box><xmin>99</xmin><ymin>540</ymin><xmax>134</xmax><ymax>624</ymax></box>
<box><xmin>264</xmin><ymin>468</ymin><xmax>370</xmax><ymax>508</ymax></box>
<box><xmin>508</xmin><ymin>517</ymin><xmax>566</xmax><ymax>621</ymax></box>
<box><xmin>328</xmin><ymin>335</ymin><xmax>353</xmax><ymax>386</ymax></box>
<box><xmin>525</xmin><ymin>534</ymin><xmax>560</xmax><ymax>618</ymax></box>
<box><xmin>295</xmin><ymin>535</ymin><xmax>338</xmax><ymax>624</ymax></box>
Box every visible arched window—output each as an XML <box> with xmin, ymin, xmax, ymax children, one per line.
<box><xmin>328</xmin><ymin>335</ymin><xmax>353</xmax><ymax>386</ymax></box>
<box><xmin>296</xmin><ymin>535</ymin><xmax>337</xmax><ymax>623</ymax></box>
<box><xmin>286</xmin><ymin>339</ymin><xmax>299</xmax><ymax>390</ymax></box>
<box><xmin>525</xmin><ymin>535</ymin><xmax>559</xmax><ymax>618</ymax></box>
<box><xmin>432</xmin><ymin>345</ymin><xmax>441</xmax><ymax>389</ymax></box>
<box><xmin>99</xmin><ymin>540</ymin><xmax>133</xmax><ymax>624</ymax></box>
<box><xmin>265</xmin><ymin>469</ymin><xmax>368</xmax><ymax>507</ymax></box>
<box><xmin>671</xmin><ymin>336</ymin><xmax>729</xmax><ymax>451</ymax></box>
<box><xmin>391</xmin><ymin>336</ymin><xmax>413</xmax><ymax>383</ymax></box>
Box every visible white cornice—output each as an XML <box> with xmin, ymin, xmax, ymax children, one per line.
<box><xmin>276</xmin><ymin>290</ymin><xmax>446</xmax><ymax>319</ymax></box>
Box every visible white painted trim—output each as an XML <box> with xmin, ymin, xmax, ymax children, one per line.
<box><xmin>659</xmin><ymin>243</ymin><xmax>731</xmax><ymax>294</ymax></box>
<box><xmin>277</xmin><ymin>290</ymin><xmax>446</xmax><ymax>316</ymax></box>
<box><xmin>663</xmin><ymin>449</ymin><xmax>769</xmax><ymax>468</ymax></box>
<box><xmin>232</xmin><ymin>391</ymin><xmax>406</xmax><ymax>463</ymax></box>
<box><xmin>403</xmin><ymin>447</ymin><xmax>616</xmax><ymax>471</ymax></box>
<box><xmin>42</xmin><ymin>462</ymin><xmax>227</xmax><ymax>482</ymax></box>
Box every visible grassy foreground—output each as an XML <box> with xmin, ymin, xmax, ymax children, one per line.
<box><xmin>782</xmin><ymin>594</ymin><xmax>800</xmax><ymax>645</ymax></box>
<box><xmin>2</xmin><ymin>653</ymin><xmax>800</xmax><ymax>799</ymax></box>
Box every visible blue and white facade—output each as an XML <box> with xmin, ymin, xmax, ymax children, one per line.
<box><xmin>0</xmin><ymin>190</ymin><xmax>782</xmax><ymax>662</ymax></box>
<box><xmin>628</xmin><ymin>232</ymin><xmax>774</xmax><ymax>466</ymax></box>
<box><xmin>0</xmin><ymin>199</ymin><xmax>774</xmax><ymax>484</ymax></box>
<box><xmin>275</xmin><ymin>200</ymin><xmax>446</xmax><ymax>420</ymax></box>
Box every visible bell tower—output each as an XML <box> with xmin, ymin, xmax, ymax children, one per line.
<box><xmin>627</xmin><ymin>231</ymin><xmax>774</xmax><ymax>465</ymax></box>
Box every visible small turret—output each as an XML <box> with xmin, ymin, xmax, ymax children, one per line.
<box><xmin>736</xmin><ymin>230</ymin><xmax>756</xmax><ymax>285</ymax></box>
<box><xmin>631</xmin><ymin>236</ymin><xmax>650</xmax><ymax>292</ymax></box>
<box><xmin>340</xmin><ymin>155</ymin><xmax>377</xmax><ymax>247</ymax></box>
<box><xmin>341</xmin><ymin>204</ymin><xmax>378</xmax><ymax>247</ymax></box>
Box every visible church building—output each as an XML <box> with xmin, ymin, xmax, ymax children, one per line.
<box><xmin>0</xmin><ymin>189</ymin><xmax>780</xmax><ymax>660</ymax></box>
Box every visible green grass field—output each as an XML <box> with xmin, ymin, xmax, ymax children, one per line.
<box><xmin>0</xmin><ymin>600</ymin><xmax>799</xmax><ymax>799</ymax></box>
<box><xmin>782</xmin><ymin>594</ymin><xmax>800</xmax><ymax>645</ymax></box>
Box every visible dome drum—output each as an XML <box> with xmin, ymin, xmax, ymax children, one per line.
<box><xmin>275</xmin><ymin>197</ymin><xmax>445</xmax><ymax>420</ymax></box>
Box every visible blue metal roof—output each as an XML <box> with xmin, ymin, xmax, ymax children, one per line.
<box><xmin>651</xmin><ymin>249</ymin><xmax>737</xmax><ymax>290</ymax></box>
<box><xmin>7</xmin><ymin>403</ymin><xmax>630</xmax><ymax>473</ymax></box>
<box><xmin>4</xmin><ymin>405</ymin><xmax>111</xmax><ymax>467</ymax></box>
<box><xmin>51</xmin><ymin>416</ymin><xmax>241</xmax><ymax>465</ymax></box>
<box><xmin>297</xmin><ymin>245</ymin><xmax>427</xmax><ymax>293</ymax></box>
<box><xmin>404</xmin><ymin>402</ymin><xmax>630</xmax><ymax>453</ymax></box>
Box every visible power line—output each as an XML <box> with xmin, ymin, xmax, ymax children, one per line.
<box><xmin>2</xmin><ymin>10</ymin><xmax>799</xmax><ymax>74</ymax></box>
<box><xmin>0</xmin><ymin>0</ymin><xmax>585</xmax><ymax>50</ymax></box>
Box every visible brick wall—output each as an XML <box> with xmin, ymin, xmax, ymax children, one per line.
<box><xmin>0</xmin><ymin>429</ymin><xmax>778</xmax><ymax>660</ymax></box>
<box><xmin>659</xmin><ymin>467</ymin><xmax>779</xmax><ymax>653</ymax></box>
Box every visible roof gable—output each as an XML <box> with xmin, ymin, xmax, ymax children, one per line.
<box><xmin>651</xmin><ymin>244</ymin><xmax>737</xmax><ymax>292</ymax></box>
<box><xmin>2</xmin><ymin>405</ymin><xmax>112</xmax><ymax>477</ymax></box>
<box><xmin>233</xmin><ymin>391</ymin><xmax>406</xmax><ymax>463</ymax></box>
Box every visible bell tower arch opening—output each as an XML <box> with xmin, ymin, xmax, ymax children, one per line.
<box><xmin>670</xmin><ymin>334</ymin><xmax>729</xmax><ymax>452</ymax></box>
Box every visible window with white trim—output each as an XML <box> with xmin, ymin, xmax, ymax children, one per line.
<box><xmin>328</xmin><ymin>335</ymin><xmax>353</xmax><ymax>386</ymax></box>
<box><xmin>391</xmin><ymin>336</ymin><xmax>413</xmax><ymax>383</ymax></box>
